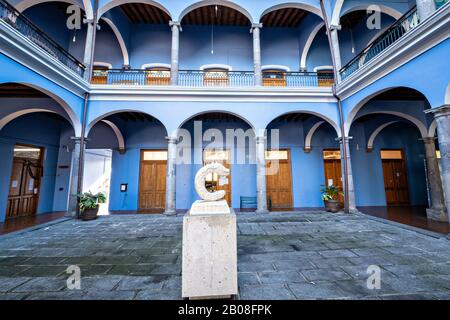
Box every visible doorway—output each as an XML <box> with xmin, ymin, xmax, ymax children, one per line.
<box><xmin>323</xmin><ymin>149</ymin><xmax>343</xmax><ymax>203</ymax></box>
<box><xmin>266</xmin><ymin>149</ymin><xmax>293</xmax><ymax>209</ymax></box>
<box><xmin>203</xmin><ymin>149</ymin><xmax>231</xmax><ymax>206</ymax></box>
<box><xmin>381</xmin><ymin>149</ymin><xmax>410</xmax><ymax>206</ymax></box>
<box><xmin>138</xmin><ymin>150</ymin><xmax>167</xmax><ymax>212</ymax></box>
<box><xmin>6</xmin><ymin>145</ymin><xmax>43</xmax><ymax>219</ymax></box>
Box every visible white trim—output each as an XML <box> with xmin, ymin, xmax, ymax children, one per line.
<box><xmin>16</xmin><ymin>0</ymin><xmax>94</xmax><ymax>19</ymax></box>
<box><xmin>366</xmin><ymin>121</ymin><xmax>398</xmax><ymax>150</ymax></box>
<box><xmin>179</xmin><ymin>0</ymin><xmax>254</xmax><ymax>23</ymax></box>
<box><xmin>101</xmin><ymin>120</ymin><xmax>125</xmax><ymax>150</ymax></box>
<box><xmin>313</xmin><ymin>65</ymin><xmax>334</xmax><ymax>72</ymax></box>
<box><xmin>141</xmin><ymin>63</ymin><xmax>171</xmax><ymax>70</ymax></box>
<box><xmin>341</xmin><ymin>4</ymin><xmax>403</xmax><ymax>21</ymax></box>
<box><xmin>260</xmin><ymin>2</ymin><xmax>322</xmax><ymax>20</ymax></box>
<box><xmin>200</xmin><ymin>64</ymin><xmax>232</xmax><ymax>71</ymax></box>
<box><xmin>353</xmin><ymin>111</ymin><xmax>428</xmax><ymax>138</ymax></box>
<box><xmin>428</xmin><ymin>120</ymin><xmax>437</xmax><ymax>137</ymax></box>
<box><xmin>304</xmin><ymin>121</ymin><xmax>325</xmax><ymax>150</ymax></box>
<box><xmin>93</xmin><ymin>62</ymin><xmax>112</xmax><ymax>69</ymax></box>
<box><xmin>98</xmin><ymin>0</ymin><xmax>171</xmax><ymax>21</ymax></box>
<box><xmin>300</xmin><ymin>22</ymin><xmax>325</xmax><ymax>70</ymax></box>
<box><xmin>0</xmin><ymin>109</ymin><xmax>57</xmax><ymax>131</ymax></box>
<box><xmin>101</xmin><ymin>17</ymin><xmax>129</xmax><ymax>66</ymax></box>
<box><xmin>331</xmin><ymin>0</ymin><xmax>345</xmax><ymax>26</ymax></box>
<box><xmin>337</xmin><ymin>4</ymin><xmax>450</xmax><ymax>101</ymax></box>
<box><xmin>262</xmin><ymin>65</ymin><xmax>290</xmax><ymax>72</ymax></box>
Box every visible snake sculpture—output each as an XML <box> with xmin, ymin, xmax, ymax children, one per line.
<box><xmin>195</xmin><ymin>163</ymin><xmax>230</xmax><ymax>201</ymax></box>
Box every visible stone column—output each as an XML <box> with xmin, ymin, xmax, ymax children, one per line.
<box><xmin>433</xmin><ymin>106</ymin><xmax>450</xmax><ymax>223</ymax></box>
<box><xmin>83</xmin><ymin>20</ymin><xmax>94</xmax><ymax>81</ymax></box>
<box><xmin>423</xmin><ymin>137</ymin><xmax>447</xmax><ymax>221</ymax></box>
<box><xmin>164</xmin><ymin>136</ymin><xmax>177</xmax><ymax>215</ymax></box>
<box><xmin>329</xmin><ymin>25</ymin><xmax>342</xmax><ymax>82</ymax></box>
<box><xmin>67</xmin><ymin>138</ymin><xmax>82</xmax><ymax>217</ymax></box>
<box><xmin>255</xmin><ymin>136</ymin><xmax>269</xmax><ymax>213</ymax></box>
<box><xmin>416</xmin><ymin>0</ymin><xmax>437</xmax><ymax>21</ymax></box>
<box><xmin>339</xmin><ymin>137</ymin><xmax>356</xmax><ymax>212</ymax></box>
<box><xmin>251</xmin><ymin>23</ymin><xmax>263</xmax><ymax>86</ymax></box>
<box><xmin>170</xmin><ymin>21</ymin><xmax>182</xmax><ymax>86</ymax></box>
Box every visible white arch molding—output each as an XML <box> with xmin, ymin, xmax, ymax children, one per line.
<box><xmin>0</xmin><ymin>109</ymin><xmax>57</xmax><ymax>131</ymax></box>
<box><xmin>366</xmin><ymin>121</ymin><xmax>398</xmax><ymax>151</ymax></box>
<box><xmin>428</xmin><ymin>120</ymin><xmax>437</xmax><ymax>137</ymax></box>
<box><xmin>331</xmin><ymin>0</ymin><xmax>344</xmax><ymax>26</ymax></box>
<box><xmin>300</xmin><ymin>22</ymin><xmax>325</xmax><ymax>70</ymax></box>
<box><xmin>446</xmin><ymin>83</ymin><xmax>450</xmax><ymax>104</ymax></box>
<box><xmin>304</xmin><ymin>121</ymin><xmax>325</xmax><ymax>152</ymax></box>
<box><xmin>101</xmin><ymin>17</ymin><xmax>129</xmax><ymax>66</ymax></box>
<box><xmin>176</xmin><ymin>110</ymin><xmax>255</xmax><ymax>131</ymax></box>
<box><xmin>16</xmin><ymin>0</ymin><xmax>93</xmax><ymax>19</ymax></box>
<box><xmin>179</xmin><ymin>0</ymin><xmax>254</xmax><ymax>23</ymax></box>
<box><xmin>98</xmin><ymin>0</ymin><xmax>171</xmax><ymax>21</ymax></box>
<box><xmin>340</xmin><ymin>5</ymin><xmax>403</xmax><ymax>22</ymax></box>
<box><xmin>101</xmin><ymin>120</ymin><xmax>125</xmax><ymax>152</ymax></box>
<box><xmin>260</xmin><ymin>2</ymin><xmax>323</xmax><ymax>21</ymax></box>
<box><xmin>354</xmin><ymin>111</ymin><xmax>429</xmax><ymax>138</ymax></box>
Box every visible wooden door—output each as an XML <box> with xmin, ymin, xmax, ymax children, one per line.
<box><xmin>266</xmin><ymin>150</ymin><xmax>293</xmax><ymax>209</ymax></box>
<box><xmin>138</xmin><ymin>150</ymin><xmax>167</xmax><ymax>211</ymax></box>
<box><xmin>381</xmin><ymin>150</ymin><xmax>409</xmax><ymax>206</ymax></box>
<box><xmin>203</xmin><ymin>150</ymin><xmax>231</xmax><ymax>206</ymax></box>
<box><xmin>6</xmin><ymin>146</ymin><xmax>42</xmax><ymax>219</ymax></box>
<box><xmin>323</xmin><ymin>150</ymin><xmax>344</xmax><ymax>203</ymax></box>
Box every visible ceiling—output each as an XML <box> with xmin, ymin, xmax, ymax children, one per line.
<box><xmin>261</xmin><ymin>8</ymin><xmax>308</xmax><ymax>28</ymax></box>
<box><xmin>112</xmin><ymin>112</ymin><xmax>157</xmax><ymax>122</ymax></box>
<box><xmin>371</xmin><ymin>87</ymin><xmax>426</xmax><ymax>101</ymax></box>
<box><xmin>120</xmin><ymin>3</ymin><xmax>171</xmax><ymax>24</ymax></box>
<box><xmin>181</xmin><ymin>5</ymin><xmax>251</xmax><ymax>26</ymax></box>
<box><xmin>0</xmin><ymin>83</ymin><xmax>47</xmax><ymax>98</ymax></box>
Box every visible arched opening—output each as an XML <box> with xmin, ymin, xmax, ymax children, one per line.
<box><xmin>178</xmin><ymin>112</ymin><xmax>255</xmax><ymax>211</ymax></box>
<box><xmin>87</xmin><ymin>111</ymin><xmax>168</xmax><ymax>214</ymax></box>
<box><xmin>0</xmin><ymin>83</ymin><xmax>77</xmax><ymax>223</ymax></box>
<box><xmin>265</xmin><ymin>113</ymin><xmax>341</xmax><ymax>211</ymax></box>
<box><xmin>348</xmin><ymin>87</ymin><xmax>448</xmax><ymax>232</ymax></box>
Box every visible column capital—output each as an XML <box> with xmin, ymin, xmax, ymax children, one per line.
<box><xmin>255</xmin><ymin>136</ymin><xmax>267</xmax><ymax>143</ymax></box>
<box><xmin>330</xmin><ymin>24</ymin><xmax>342</xmax><ymax>31</ymax></box>
<box><xmin>425</xmin><ymin>105</ymin><xmax>450</xmax><ymax>118</ymax></box>
<box><xmin>71</xmin><ymin>136</ymin><xmax>90</xmax><ymax>143</ymax></box>
<box><xmin>169</xmin><ymin>21</ymin><xmax>182</xmax><ymax>31</ymax></box>
<box><xmin>422</xmin><ymin>136</ymin><xmax>437</xmax><ymax>144</ymax></box>
<box><xmin>250</xmin><ymin>23</ymin><xmax>263</xmax><ymax>32</ymax></box>
<box><xmin>166</xmin><ymin>136</ymin><xmax>178</xmax><ymax>144</ymax></box>
<box><xmin>335</xmin><ymin>136</ymin><xmax>353</xmax><ymax>143</ymax></box>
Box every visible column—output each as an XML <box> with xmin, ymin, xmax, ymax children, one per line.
<box><xmin>164</xmin><ymin>136</ymin><xmax>177</xmax><ymax>215</ymax></box>
<box><xmin>251</xmin><ymin>23</ymin><xmax>263</xmax><ymax>86</ymax></box>
<box><xmin>256</xmin><ymin>136</ymin><xmax>269</xmax><ymax>213</ymax></box>
<box><xmin>423</xmin><ymin>137</ymin><xmax>447</xmax><ymax>221</ymax></box>
<box><xmin>170</xmin><ymin>21</ymin><xmax>181</xmax><ymax>86</ymax></box>
<box><xmin>433</xmin><ymin>106</ymin><xmax>450</xmax><ymax>223</ymax></box>
<box><xmin>339</xmin><ymin>137</ymin><xmax>357</xmax><ymax>212</ymax></box>
<box><xmin>67</xmin><ymin>138</ymin><xmax>82</xmax><ymax>217</ymax></box>
<box><xmin>416</xmin><ymin>0</ymin><xmax>437</xmax><ymax>21</ymax></box>
<box><xmin>83</xmin><ymin>20</ymin><xmax>94</xmax><ymax>81</ymax></box>
<box><xmin>329</xmin><ymin>25</ymin><xmax>342</xmax><ymax>82</ymax></box>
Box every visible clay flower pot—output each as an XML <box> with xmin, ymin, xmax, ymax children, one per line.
<box><xmin>81</xmin><ymin>206</ymin><xmax>99</xmax><ymax>221</ymax></box>
<box><xmin>324</xmin><ymin>200</ymin><xmax>340</xmax><ymax>213</ymax></box>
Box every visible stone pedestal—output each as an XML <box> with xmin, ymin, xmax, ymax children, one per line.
<box><xmin>190</xmin><ymin>200</ymin><xmax>231</xmax><ymax>215</ymax></box>
<box><xmin>182</xmin><ymin>212</ymin><xmax>238</xmax><ymax>299</ymax></box>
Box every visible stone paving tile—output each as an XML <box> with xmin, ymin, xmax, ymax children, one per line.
<box><xmin>0</xmin><ymin>212</ymin><xmax>449</xmax><ymax>300</ymax></box>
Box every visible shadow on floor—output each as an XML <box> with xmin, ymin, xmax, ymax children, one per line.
<box><xmin>358</xmin><ymin>206</ymin><xmax>450</xmax><ymax>234</ymax></box>
<box><xmin>0</xmin><ymin>212</ymin><xmax>66</xmax><ymax>235</ymax></box>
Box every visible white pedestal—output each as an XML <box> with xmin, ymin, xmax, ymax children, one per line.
<box><xmin>182</xmin><ymin>212</ymin><xmax>238</xmax><ymax>299</ymax></box>
<box><xmin>189</xmin><ymin>200</ymin><xmax>231</xmax><ymax>215</ymax></box>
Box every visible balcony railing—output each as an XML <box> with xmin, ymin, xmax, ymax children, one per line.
<box><xmin>0</xmin><ymin>0</ymin><xmax>85</xmax><ymax>76</ymax></box>
<box><xmin>92</xmin><ymin>69</ymin><xmax>334</xmax><ymax>88</ymax></box>
<box><xmin>339</xmin><ymin>6</ymin><xmax>420</xmax><ymax>80</ymax></box>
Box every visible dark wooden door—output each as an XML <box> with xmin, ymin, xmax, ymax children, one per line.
<box><xmin>382</xmin><ymin>157</ymin><xmax>409</xmax><ymax>206</ymax></box>
<box><xmin>6</xmin><ymin>157</ymin><xmax>42</xmax><ymax>219</ymax></box>
<box><xmin>203</xmin><ymin>150</ymin><xmax>231</xmax><ymax>206</ymax></box>
<box><xmin>266</xmin><ymin>150</ymin><xmax>293</xmax><ymax>209</ymax></box>
<box><xmin>323</xmin><ymin>150</ymin><xmax>344</xmax><ymax>204</ymax></box>
<box><xmin>138</xmin><ymin>151</ymin><xmax>167</xmax><ymax>211</ymax></box>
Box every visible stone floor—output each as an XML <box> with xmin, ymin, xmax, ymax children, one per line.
<box><xmin>0</xmin><ymin>211</ymin><xmax>449</xmax><ymax>300</ymax></box>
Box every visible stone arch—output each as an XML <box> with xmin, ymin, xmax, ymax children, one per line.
<box><xmin>340</xmin><ymin>4</ymin><xmax>403</xmax><ymax>23</ymax></box>
<box><xmin>98</xmin><ymin>0</ymin><xmax>171</xmax><ymax>21</ymax></box>
<box><xmin>259</xmin><ymin>2</ymin><xmax>323</xmax><ymax>21</ymax></box>
<box><xmin>304</xmin><ymin>120</ymin><xmax>325</xmax><ymax>151</ymax></box>
<box><xmin>16</xmin><ymin>0</ymin><xmax>93</xmax><ymax>19</ymax></box>
<box><xmin>100</xmin><ymin>18</ymin><xmax>130</xmax><ymax>66</ymax></box>
<box><xmin>446</xmin><ymin>83</ymin><xmax>450</xmax><ymax>104</ymax></box>
<box><xmin>0</xmin><ymin>82</ymin><xmax>82</xmax><ymax>136</ymax></box>
<box><xmin>428</xmin><ymin>120</ymin><xmax>437</xmax><ymax>138</ymax></box>
<box><xmin>300</xmin><ymin>22</ymin><xmax>325</xmax><ymax>70</ymax></box>
<box><xmin>0</xmin><ymin>109</ymin><xmax>58</xmax><ymax>131</ymax></box>
<box><xmin>101</xmin><ymin>119</ymin><xmax>125</xmax><ymax>151</ymax></box>
<box><xmin>179</xmin><ymin>0</ymin><xmax>254</xmax><ymax>23</ymax></box>
<box><xmin>176</xmin><ymin>110</ymin><xmax>256</xmax><ymax>133</ymax></box>
<box><xmin>366</xmin><ymin>121</ymin><xmax>399</xmax><ymax>151</ymax></box>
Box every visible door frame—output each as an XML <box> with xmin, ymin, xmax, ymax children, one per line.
<box><xmin>266</xmin><ymin>148</ymin><xmax>293</xmax><ymax>210</ymax></box>
<box><xmin>138</xmin><ymin>149</ymin><xmax>168</xmax><ymax>212</ymax></box>
<box><xmin>7</xmin><ymin>143</ymin><xmax>44</xmax><ymax>219</ymax></box>
<box><xmin>380</xmin><ymin>148</ymin><xmax>410</xmax><ymax>206</ymax></box>
<box><xmin>322</xmin><ymin>148</ymin><xmax>343</xmax><ymax>204</ymax></box>
<box><xmin>202</xmin><ymin>148</ymin><xmax>232</xmax><ymax>206</ymax></box>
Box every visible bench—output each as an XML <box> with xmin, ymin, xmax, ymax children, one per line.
<box><xmin>240</xmin><ymin>196</ymin><xmax>257</xmax><ymax>209</ymax></box>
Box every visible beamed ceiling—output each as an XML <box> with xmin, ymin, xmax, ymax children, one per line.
<box><xmin>371</xmin><ymin>88</ymin><xmax>426</xmax><ymax>101</ymax></box>
<box><xmin>340</xmin><ymin>10</ymin><xmax>370</xmax><ymax>28</ymax></box>
<box><xmin>108</xmin><ymin>112</ymin><xmax>157</xmax><ymax>122</ymax></box>
<box><xmin>261</xmin><ymin>8</ymin><xmax>308</xmax><ymax>28</ymax></box>
<box><xmin>0</xmin><ymin>83</ymin><xmax>47</xmax><ymax>98</ymax></box>
<box><xmin>120</xmin><ymin>3</ymin><xmax>171</xmax><ymax>24</ymax></box>
<box><xmin>181</xmin><ymin>5</ymin><xmax>250</xmax><ymax>26</ymax></box>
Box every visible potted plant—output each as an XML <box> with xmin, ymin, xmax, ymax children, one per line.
<box><xmin>78</xmin><ymin>192</ymin><xmax>106</xmax><ymax>221</ymax></box>
<box><xmin>320</xmin><ymin>185</ymin><xmax>343</xmax><ymax>213</ymax></box>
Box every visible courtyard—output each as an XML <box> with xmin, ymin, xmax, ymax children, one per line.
<box><xmin>0</xmin><ymin>211</ymin><xmax>449</xmax><ymax>300</ymax></box>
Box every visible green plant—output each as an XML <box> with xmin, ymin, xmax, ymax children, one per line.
<box><xmin>320</xmin><ymin>185</ymin><xmax>343</xmax><ymax>201</ymax></box>
<box><xmin>78</xmin><ymin>192</ymin><xmax>106</xmax><ymax>212</ymax></box>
